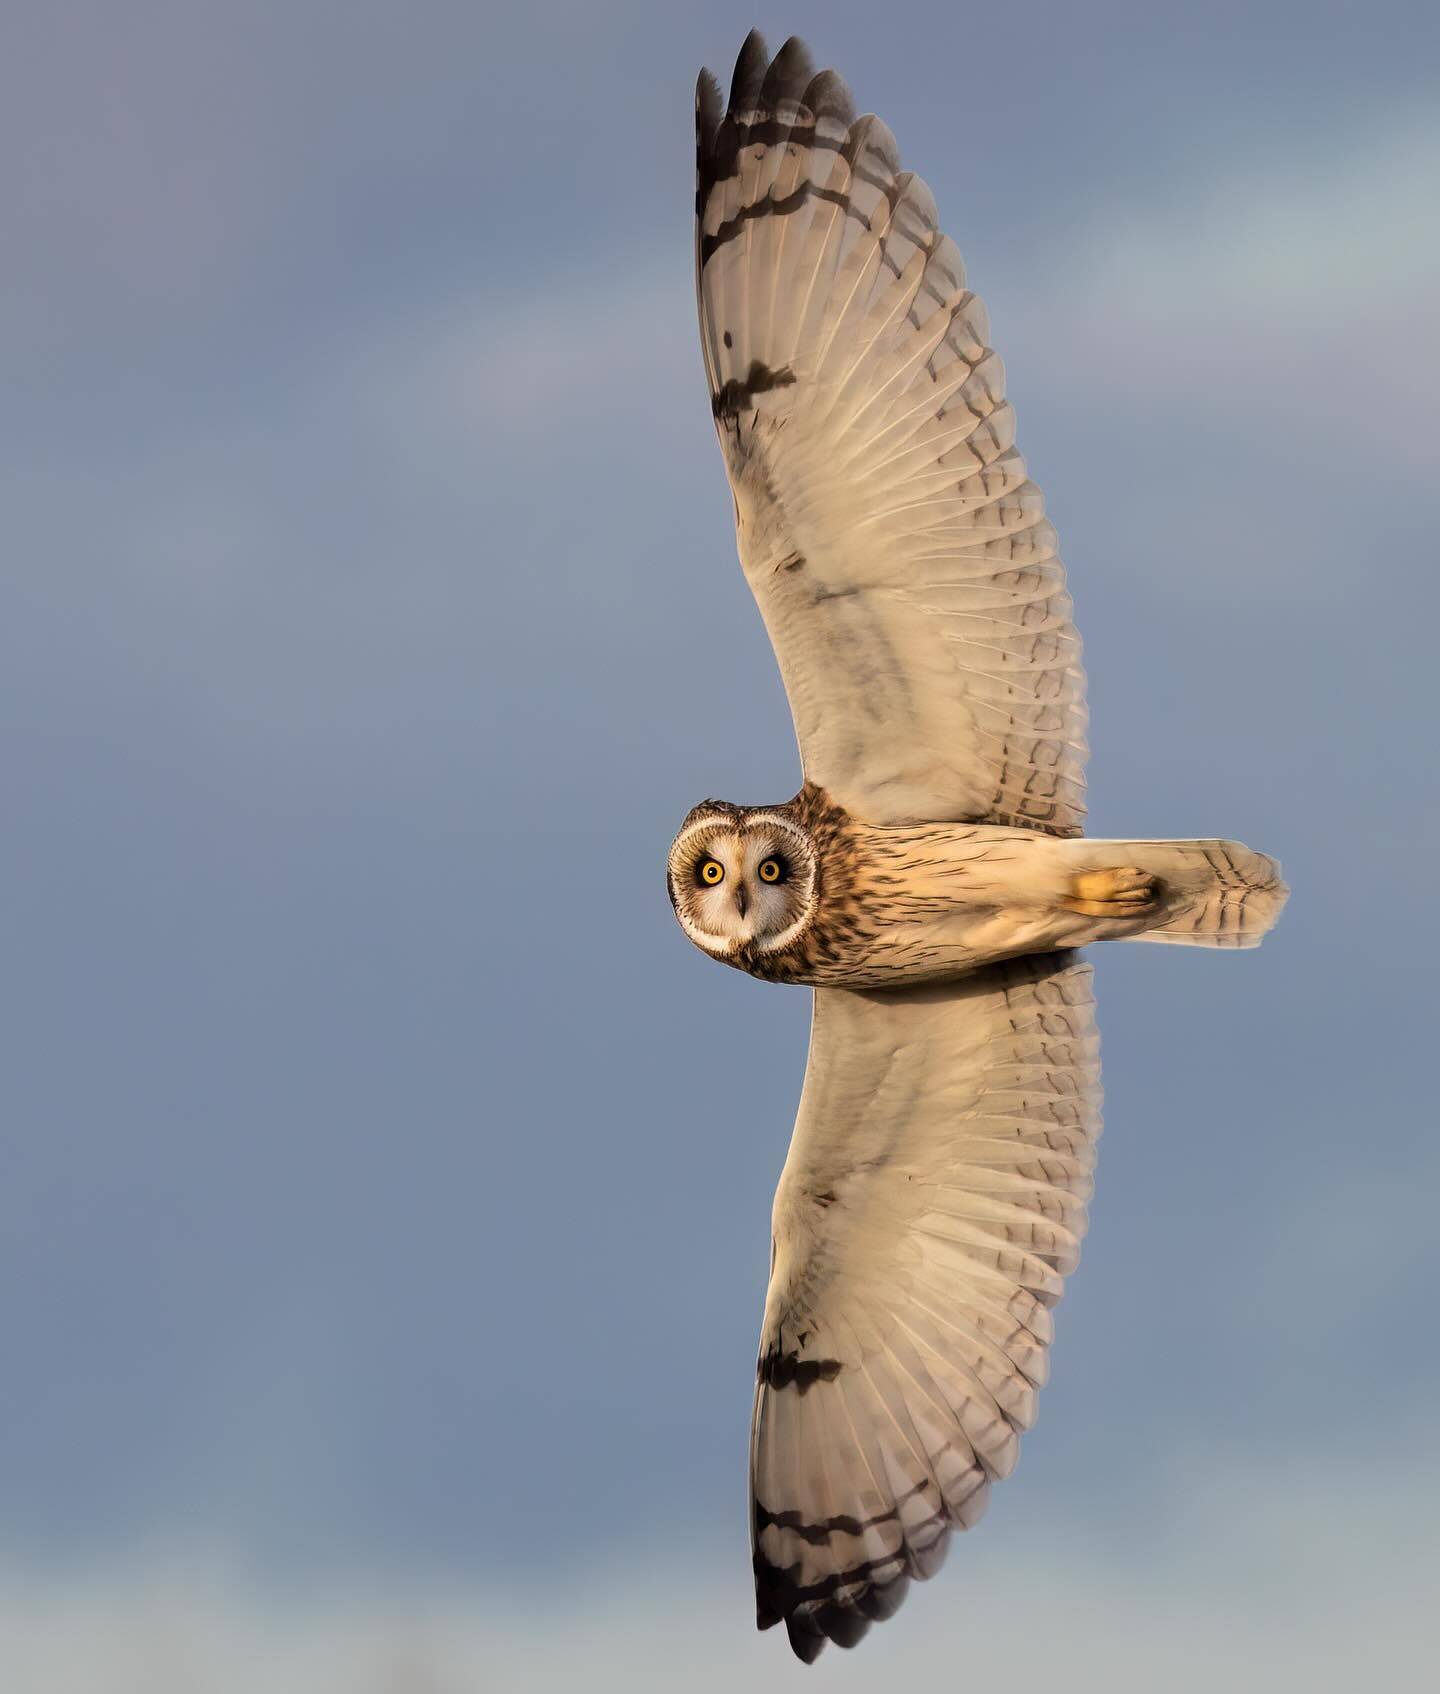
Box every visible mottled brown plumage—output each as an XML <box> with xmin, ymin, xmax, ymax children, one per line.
<box><xmin>668</xmin><ymin>784</ymin><xmax>1283</xmax><ymax>988</ymax></box>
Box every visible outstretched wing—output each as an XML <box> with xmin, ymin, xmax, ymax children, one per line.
<box><xmin>696</xmin><ymin>33</ymin><xmax>1087</xmax><ymax>834</ymax></box>
<box><xmin>752</xmin><ymin>955</ymin><xmax>1101</xmax><ymax>1660</ymax></box>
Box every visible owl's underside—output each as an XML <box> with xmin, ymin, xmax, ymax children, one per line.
<box><xmin>669</xmin><ymin>782</ymin><xmax>1285</xmax><ymax>988</ymax></box>
<box><xmin>672</xmin><ymin>32</ymin><xmax>1287</xmax><ymax>1663</ymax></box>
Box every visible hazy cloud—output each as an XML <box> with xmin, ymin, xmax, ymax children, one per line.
<box><xmin>4</xmin><ymin>1441</ymin><xmax>1433</xmax><ymax>1691</ymax></box>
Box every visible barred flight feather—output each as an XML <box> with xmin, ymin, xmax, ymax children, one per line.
<box><xmin>750</xmin><ymin>953</ymin><xmax>1101</xmax><ymax>1659</ymax></box>
<box><xmin>696</xmin><ymin>31</ymin><xmax>1087</xmax><ymax>834</ymax></box>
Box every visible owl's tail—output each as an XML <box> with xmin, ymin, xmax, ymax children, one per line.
<box><xmin>1062</xmin><ymin>837</ymin><xmax>1289</xmax><ymax>950</ymax></box>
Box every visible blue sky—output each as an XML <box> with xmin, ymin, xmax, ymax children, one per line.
<box><xmin>4</xmin><ymin>1</ymin><xmax>1438</xmax><ymax>1685</ymax></box>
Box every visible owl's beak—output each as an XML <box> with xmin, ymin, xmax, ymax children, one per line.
<box><xmin>734</xmin><ymin>886</ymin><xmax>749</xmax><ymax>918</ymax></box>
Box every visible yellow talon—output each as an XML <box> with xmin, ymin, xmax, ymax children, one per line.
<box><xmin>1064</xmin><ymin>866</ymin><xmax>1159</xmax><ymax>916</ymax></box>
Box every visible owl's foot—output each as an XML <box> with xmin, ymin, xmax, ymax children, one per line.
<box><xmin>1062</xmin><ymin>866</ymin><xmax>1159</xmax><ymax>919</ymax></box>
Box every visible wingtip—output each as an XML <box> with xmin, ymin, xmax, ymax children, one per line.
<box><xmin>728</xmin><ymin>28</ymin><xmax>770</xmax><ymax>113</ymax></box>
<box><xmin>801</xmin><ymin>66</ymin><xmax>855</xmax><ymax>128</ymax></box>
<box><xmin>784</xmin><ymin>1613</ymin><xmax>828</xmax><ymax>1664</ymax></box>
<box><xmin>759</xmin><ymin>36</ymin><xmax>816</xmax><ymax>111</ymax></box>
<box><xmin>695</xmin><ymin>67</ymin><xmax>722</xmax><ymax>152</ymax></box>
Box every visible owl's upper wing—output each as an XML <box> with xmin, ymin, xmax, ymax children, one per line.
<box><xmin>752</xmin><ymin>954</ymin><xmax>1100</xmax><ymax>1660</ymax></box>
<box><xmin>696</xmin><ymin>34</ymin><xmax>1086</xmax><ymax>833</ymax></box>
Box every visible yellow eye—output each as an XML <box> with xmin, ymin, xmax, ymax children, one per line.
<box><xmin>758</xmin><ymin>858</ymin><xmax>784</xmax><ymax>884</ymax></box>
<box><xmin>699</xmin><ymin>858</ymin><xmax>725</xmax><ymax>886</ymax></box>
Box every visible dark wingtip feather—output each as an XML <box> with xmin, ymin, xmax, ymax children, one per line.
<box><xmin>695</xmin><ymin>68</ymin><xmax>722</xmax><ymax>153</ymax></box>
<box><xmin>785</xmin><ymin>1614</ymin><xmax>828</xmax><ymax>1664</ymax></box>
<box><xmin>754</xmin><ymin>1497</ymin><xmax>926</xmax><ymax>1658</ymax></box>
<box><xmin>759</xmin><ymin>36</ymin><xmax>815</xmax><ymax>111</ymax></box>
<box><xmin>728</xmin><ymin>28</ymin><xmax>769</xmax><ymax>114</ymax></box>
<box><xmin>814</xmin><ymin>1601</ymin><xmax>872</xmax><ymax>1651</ymax></box>
<box><xmin>857</xmin><ymin>1571</ymin><xmax>911</xmax><ymax>1622</ymax></box>
<box><xmin>801</xmin><ymin>67</ymin><xmax>855</xmax><ymax>128</ymax></box>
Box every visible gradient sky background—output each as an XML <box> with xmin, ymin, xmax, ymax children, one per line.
<box><xmin>4</xmin><ymin>1</ymin><xmax>1439</xmax><ymax>1687</ymax></box>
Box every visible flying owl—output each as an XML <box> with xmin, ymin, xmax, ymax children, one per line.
<box><xmin>667</xmin><ymin>32</ymin><xmax>1287</xmax><ymax>1663</ymax></box>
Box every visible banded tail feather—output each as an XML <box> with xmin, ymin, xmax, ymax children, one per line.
<box><xmin>1058</xmin><ymin>837</ymin><xmax>1290</xmax><ymax>949</ymax></box>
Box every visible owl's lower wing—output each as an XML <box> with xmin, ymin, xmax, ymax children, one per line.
<box><xmin>697</xmin><ymin>35</ymin><xmax>1087</xmax><ymax>832</ymax></box>
<box><xmin>752</xmin><ymin>954</ymin><xmax>1101</xmax><ymax>1661</ymax></box>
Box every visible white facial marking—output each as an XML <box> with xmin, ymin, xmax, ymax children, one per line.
<box><xmin>670</xmin><ymin>813</ymin><xmax>817</xmax><ymax>958</ymax></box>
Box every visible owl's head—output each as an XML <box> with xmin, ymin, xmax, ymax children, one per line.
<box><xmin>667</xmin><ymin>800</ymin><xmax>819</xmax><ymax>963</ymax></box>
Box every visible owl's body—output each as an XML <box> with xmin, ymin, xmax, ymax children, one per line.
<box><xmin>670</xmin><ymin>784</ymin><xmax>1285</xmax><ymax>989</ymax></box>
<box><xmin>666</xmin><ymin>32</ymin><xmax>1288</xmax><ymax>1665</ymax></box>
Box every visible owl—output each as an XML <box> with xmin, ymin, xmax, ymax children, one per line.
<box><xmin>667</xmin><ymin>32</ymin><xmax>1288</xmax><ymax>1663</ymax></box>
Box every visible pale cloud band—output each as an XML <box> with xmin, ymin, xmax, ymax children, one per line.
<box><xmin>4</xmin><ymin>1441</ymin><xmax>1432</xmax><ymax>1692</ymax></box>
